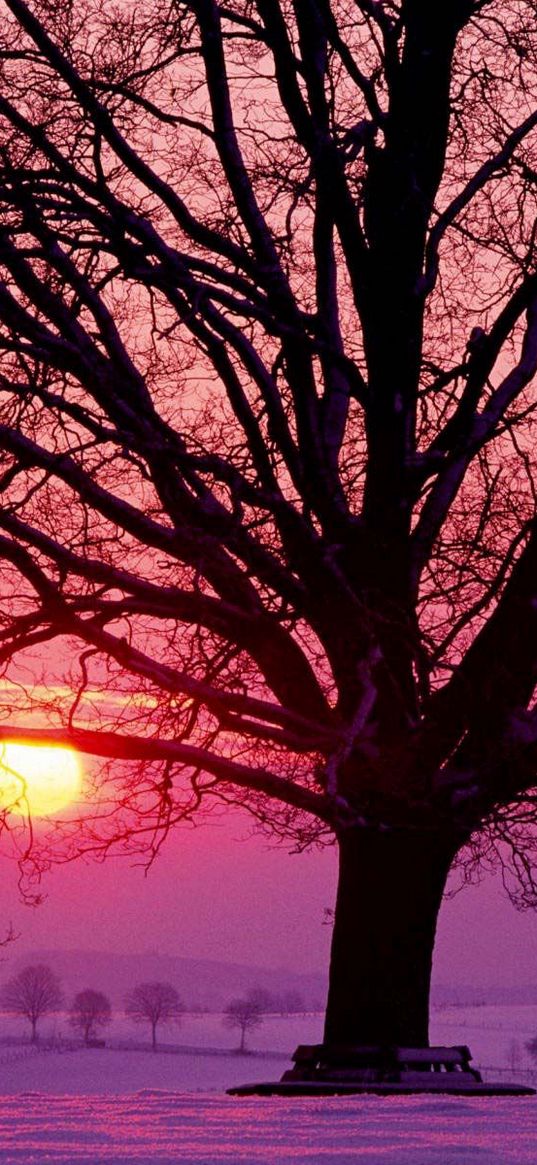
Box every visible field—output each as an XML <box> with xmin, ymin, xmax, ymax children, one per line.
<box><xmin>0</xmin><ymin>1007</ymin><xmax>535</xmax><ymax>1162</ymax></box>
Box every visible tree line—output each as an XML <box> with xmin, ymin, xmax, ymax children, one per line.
<box><xmin>0</xmin><ymin>964</ymin><xmax>304</xmax><ymax>1052</ymax></box>
<box><xmin>0</xmin><ymin>963</ymin><xmax>183</xmax><ymax>1049</ymax></box>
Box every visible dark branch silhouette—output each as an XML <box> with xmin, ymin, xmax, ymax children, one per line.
<box><xmin>0</xmin><ymin>0</ymin><xmax>536</xmax><ymax>1048</ymax></box>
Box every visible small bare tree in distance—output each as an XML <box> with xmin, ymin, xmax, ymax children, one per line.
<box><xmin>278</xmin><ymin>990</ymin><xmax>305</xmax><ymax>1017</ymax></box>
<box><xmin>125</xmin><ymin>981</ymin><xmax>183</xmax><ymax>1052</ymax></box>
<box><xmin>245</xmin><ymin>986</ymin><xmax>275</xmax><ymax>1014</ymax></box>
<box><xmin>69</xmin><ymin>989</ymin><xmax>112</xmax><ymax>1046</ymax></box>
<box><xmin>0</xmin><ymin>963</ymin><xmax>63</xmax><ymax>1042</ymax></box>
<box><xmin>224</xmin><ymin>997</ymin><xmax>264</xmax><ymax>1054</ymax></box>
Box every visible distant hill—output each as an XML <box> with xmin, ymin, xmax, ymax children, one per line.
<box><xmin>432</xmin><ymin>982</ymin><xmax>537</xmax><ymax>1007</ymax></box>
<box><xmin>8</xmin><ymin>948</ymin><xmax>327</xmax><ymax>1011</ymax></box>
<box><xmin>6</xmin><ymin>948</ymin><xmax>535</xmax><ymax>1012</ymax></box>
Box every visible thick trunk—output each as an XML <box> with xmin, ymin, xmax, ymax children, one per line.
<box><xmin>324</xmin><ymin>828</ymin><xmax>457</xmax><ymax>1048</ymax></box>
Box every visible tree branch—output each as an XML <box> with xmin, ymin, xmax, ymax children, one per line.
<box><xmin>0</xmin><ymin>723</ymin><xmax>331</xmax><ymax>821</ymax></box>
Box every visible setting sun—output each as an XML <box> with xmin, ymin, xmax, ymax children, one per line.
<box><xmin>0</xmin><ymin>743</ymin><xmax>82</xmax><ymax>818</ymax></box>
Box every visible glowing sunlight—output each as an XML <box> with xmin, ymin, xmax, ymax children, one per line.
<box><xmin>0</xmin><ymin>743</ymin><xmax>82</xmax><ymax>818</ymax></box>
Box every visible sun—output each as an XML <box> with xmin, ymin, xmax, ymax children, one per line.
<box><xmin>0</xmin><ymin>743</ymin><xmax>82</xmax><ymax>817</ymax></box>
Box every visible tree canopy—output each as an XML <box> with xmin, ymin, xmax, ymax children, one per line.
<box><xmin>69</xmin><ymin>988</ymin><xmax>112</xmax><ymax>1044</ymax></box>
<box><xmin>0</xmin><ymin>963</ymin><xmax>63</xmax><ymax>1039</ymax></box>
<box><xmin>0</xmin><ymin>0</ymin><xmax>535</xmax><ymax>904</ymax></box>
<box><xmin>125</xmin><ymin>981</ymin><xmax>183</xmax><ymax>1050</ymax></box>
<box><xmin>224</xmin><ymin>995</ymin><xmax>264</xmax><ymax>1053</ymax></box>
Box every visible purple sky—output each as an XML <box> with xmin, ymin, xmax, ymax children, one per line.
<box><xmin>0</xmin><ymin>809</ymin><xmax>535</xmax><ymax>989</ymax></box>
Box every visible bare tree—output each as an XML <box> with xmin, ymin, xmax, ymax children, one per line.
<box><xmin>0</xmin><ymin>964</ymin><xmax>63</xmax><ymax>1042</ymax></box>
<box><xmin>507</xmin><ymin>1038</ymin><xmax>522</xmax><ymax>1073</ymax></box>
<box><xmin>69</xmin><ymin>989</ymin><xmax>112</xmax><ymax>1046</ymax></box>
<box><xmin>224</xmin><ymin>997</ymin><xmax>264</xmax><ymax>1054</ymax></box>
<box><xmin>245</xmin><ymin>986</ymin><xmax>276</xmax><ymax>1014</ymax></box>
<box><xmin>125</xmin><ymin>981</ymin><xmax>183</xmax><ymax>1051</ymax></box>
<box><xmin>278</xmin><ymin>991</ymin><xmax>305</xmax><ymax>1016</ymax></box>
<box><xmin>0</xmin><ymin>0</ymin><xmax>536</xmax><ymax>1057</ymax></box>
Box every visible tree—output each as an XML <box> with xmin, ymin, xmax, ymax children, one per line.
<box><xmin>245</xmin><ymin>986</ymin><xmax>276</xmax><ymax>1014</ymax></box>
<box><xmin>0</xmin><ymin>0</ymin><xmax>537</xmax><ymax>1058</ymax></box>
<box><xmin>278</xmin><ymin>990</ymin><xmax>305</xmax><ymax>1016</ymax></box>
<box><xmin>69</xmin><ymin>988</ymin><xmax>112</xmax><ymax>1046</ymax></box>
<box><xmin>507</xmin><ymin>1038</ymin><xmax>522</xmax><ymax>1073</ymax></box>
<box><xmin>0</xmin><ymin>964</ymin><xmax>63</xmax><ymax>1042</ymax></box>
<box><xmin>224</xmin><ymin>997</ymin><xmax>264</xmax><ymax>1054</ymax></box>
<box><xmin>125</xmin><ymin>981</ymin><xmax>183</xmax><ymax>1051</ymax></box>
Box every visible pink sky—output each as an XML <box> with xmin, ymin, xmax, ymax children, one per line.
<box><xmin>0</xmin><ymin>808</ymin><xmax>535</xmax><ymax>990</ymax></box>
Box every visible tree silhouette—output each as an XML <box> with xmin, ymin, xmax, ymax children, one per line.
<box><xmin>224</xmin><ymin>997</ymin><xmax>264</xmax><ymax>1054</ymax></box>
<box><xmin>69</xmin><ymin>989</ymin><xmax>112</xmax><ymax>1046</ymax></box>
<box><xmin>125</xmin><ymin>981</ymin><xmax>183</xmax><ymax>1051</ymax></box>
<box><xmin>0</xmin><ymin>0</ymin><xmax>536</xmax><ymax>1052</ymax></box>
<box><xmin>0</xmin><ymin>964</ymin><xmax>63</xmax><ymax>1042</ymax></box>
<box><xmin>245</xmin><ymin>986</ymin><xmax>276</xmax><ymax>1014</ymax></box>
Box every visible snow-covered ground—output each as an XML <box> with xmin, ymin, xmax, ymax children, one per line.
<box><xmin>0</xmin><ymin>1092</ymin><xmax>536</xmax><ymax>1164</ymax></box>
<box><xmin>0</xmin><ymin>1007</ymin><xmax>536</xmax><ymax>1163</ymax></box>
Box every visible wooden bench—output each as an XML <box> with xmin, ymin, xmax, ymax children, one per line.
<box><xmin>281</xmin><ymin>1044</ymin><xmax>482</xmax><ymax>1083</ymax></box>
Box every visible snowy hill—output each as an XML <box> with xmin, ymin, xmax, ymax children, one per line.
<box><xmin>8</xmin><ymin>946</ymin><xmax>537</xmax><ymax>1012</ymax></box>
<box><xmin>432</xmin><ymin>983</ymin><xmax>537</xmax><ymax>1007</ymax></box>
<box><xmin>8</xmin><ymin>948</ymin><xmax>327</xmax><ymax>1011</ymax></box>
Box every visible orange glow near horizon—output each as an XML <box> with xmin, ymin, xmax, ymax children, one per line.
<box><xmin>0</xmin><ymin>743</ymin><xmax>82</xmax><ymax>818</ymax></box>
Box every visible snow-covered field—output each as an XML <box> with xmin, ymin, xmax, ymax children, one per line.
<box><xmin>0</xmin><ymin>1092</ymin><xmax>536</xmax><ymax>1164</ymax></box>
<box><xmin>0</xmin><ymin>1008</ymin><xmax>536</xmax><ymax>1163</ymax></box>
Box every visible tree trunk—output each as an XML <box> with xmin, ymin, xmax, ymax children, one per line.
<box><xmin>31</xmin><ymin>1017</ymin><xmax>37</xmax><ymax>1043</ymax></box>
<box><xmin>324</xmin><ymin>827</ymin><xmax>458</xmax><ymax>1049</ymax></box>
<box><xmin>152</xmin><ymin>1021</ymin><xmax>157</xmax><ymax>1052</ymax></box>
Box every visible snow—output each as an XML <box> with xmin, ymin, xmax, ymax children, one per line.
<box><xmin>0</xmin><ymin>1093</ymin><xmax>536</xmax><ymax>1164</ymax></box>
<box><xmin>0</xmin><ymin>1008</ymin><xmax>535</xmax><ymax>1163</ymax></box>
<box><xmin>0</xmin><ymin>1043</ymin><xmax>289</xmax><ymax>1096</ymax></box>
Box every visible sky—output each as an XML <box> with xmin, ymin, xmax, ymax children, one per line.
<box><xmin>0</xmin><ymin>804</ymin><xmax>536</xmax><ymax>990</ymax></box>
